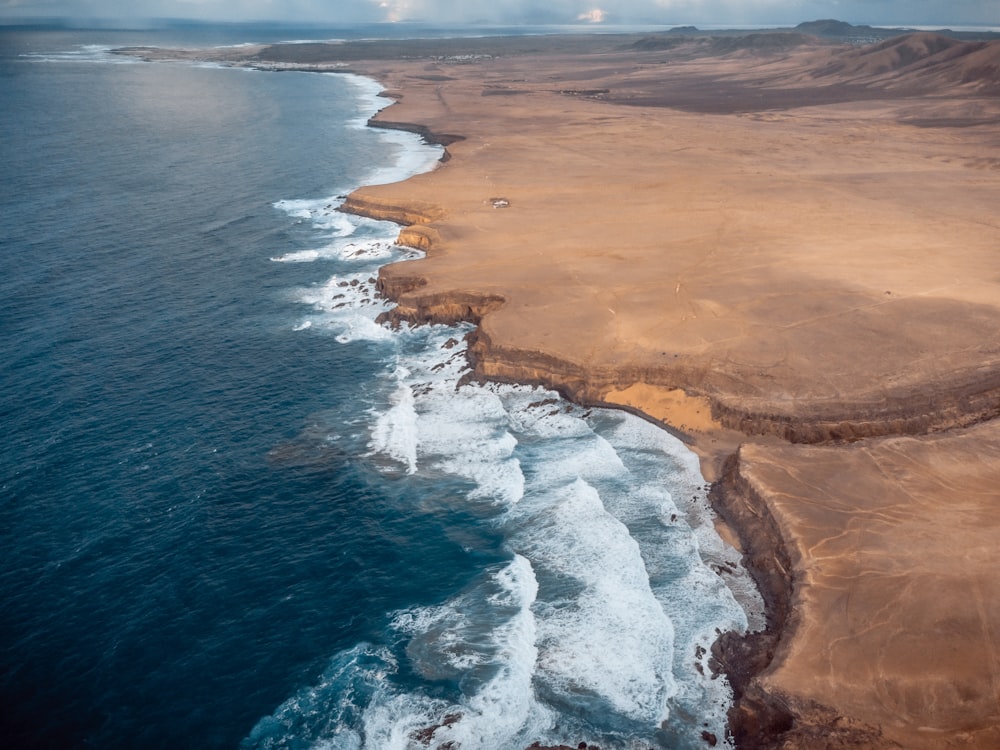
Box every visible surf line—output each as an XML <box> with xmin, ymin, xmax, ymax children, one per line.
<box><xmin>327</xmin><ymin>71</ymin><xmax>762</xmax><ymax>748</ymax></box>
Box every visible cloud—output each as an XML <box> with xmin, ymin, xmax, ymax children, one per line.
<box><xmin>358</xmin><ymin>0</ymin><xmax>998</xmax><ymax>25</ymax></box>
<box><xmin>363</xmin><ymin>0</ymin><xmax>613</xmax><ymax>24</ymax></box>
<box><xmin>1</xmin><ymin>0</ymin><xmax>996</xmax><ymax>27</ymax></box>
<box><xmin>577</xmin><ymin>8</ymin><xmax>607</xmax><ymax>23</ymax></box>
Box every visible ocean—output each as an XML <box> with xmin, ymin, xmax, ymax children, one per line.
<box><xmin>0</xmin><ymin>26</ymin><xmax>759</xmax><ymax>750</ymax></box>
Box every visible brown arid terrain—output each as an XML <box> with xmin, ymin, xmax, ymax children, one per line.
<box><xmin>119</xmin><ymin>26</ymin><xmax>1000</xmax><ymax>749</ymax></box>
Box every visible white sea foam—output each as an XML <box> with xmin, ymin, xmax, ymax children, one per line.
<box><xmin>314</xmin><ymin>212</ymin><xmax>357</xmax><ymax>236</ymax></box>
<box><xmin>274</xmin><ymin>197</ymin><xmax>326</xmax><ymax>219</ymax></box>
<box><xmin>288</xmin><ymin>267</ymin><xmax>397</xmax><ymax>342</ymax></box>
<box><xmin>341</xmin><ymin>74</ymin><xmax>391</xmax><ymax>129</ymax></box>
<box><xmin>339</xmin><ymin>73</ymin><xmax>444</xmax><ymax>184</ymax></box>
<box><xmin>360</xmin><ymin>333</ymin><xmax>745</xmax><ymax>743</ymax></box>
<box><xmin>374</xmin><ymin>337</ymin><xmax>526</xmax><ymax>505</ymax></box>
<box><xmin>271</xmin><ymin>195</ymin><xmax>405</xmax><ymax>266</ymax></box>
<box><xmin>273</xmin><ymin>197</ymin><xmax>356</xmax><ymax>233</ymax></box>
<box><xmin>519</xmin><ymin>478</ymin><xmax>677</xmax><ymax>726</ymax></box>
<box><xmin>363</xmin><ymin>127</ymin><xmax>443</xmax><ymax>187</ymax></box>
<box><xmin>271</xmin><ymin>239</ymin><xmax>397</xmax><ymax>264</ymax></box>
<box><xmin>292</xmin><ymin>271</ymin><xmax>381</xmax><ymax>309</ymax></box>
<box><xmin>273</xmin><ymin>299</ymin><xmax>752</xmax><ymax>744</ymax></box>
<box><xmin>599</xmin><ymin>412</ymin><xmax>764</xmax><ymax>630</ymax></box>
<box><xmin>255</xmin><ymin>64</ymin><xmax>759</xmax><ymax>749</ymax></box>
<box><xmin>242</xmin><ymin>644</ymin><xmax>444</xmax><ymax>750</ymax></box>
<box><xmin>248</xmin><ymin>557</ymin><xmax>551</xmax><ymax>750</ymax></box>
<box><xmin>420</xmin><ymin>556</ymin><xmax>553</xmax><ymax>749</ymax></box>
<box><xmin>369</xmin><ymin>366</ymin><xmax>418</xmax><ymax>474</ymax></box>
<box><xmin>272</xmin><ymin>249</ymin><xmax>322</xmax><ymax>263</ymax></box>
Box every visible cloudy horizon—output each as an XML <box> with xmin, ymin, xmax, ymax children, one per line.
<box><xmin>1</xmin><ymin>0</ymin><xmax>997</xmax><ymax>28</ymax></box>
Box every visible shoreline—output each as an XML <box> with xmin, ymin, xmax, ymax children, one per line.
<box><xmin>347</xmin><ymin>119</ymin><xmax>1000</xmax><ymax>746</ymax></box>
<box><xmin>117</xmin><ymin>30</ymin><xmax>1000</xmax><ymax>748</ymax></box>
<box><xmin>343</xmin><ymin>74</ymin><xmax>770</xmax><ymax>749</ymax></box>
<box><xmin>327</xmin><ymin>67</ymin><xmax>754</xmax><ymax>746</ymax></box>
<box><xmin>339</xmin><ymin>92</ymin><xmax>837</xmax><ymax>748</ymax></box>
<box><xmin>341</xmin><ymin>145</ymin><xmax>786</xmax><ymax>745</ymax></box>
<box><xmin>331</xmin><ymin>36</ymin><xmax>1000</xmax><ymax>748</ymax></box>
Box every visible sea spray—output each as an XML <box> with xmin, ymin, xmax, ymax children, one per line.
<box><xmin>255</xmin><ymin>204</ymin><xmax>759</xmax><ymax>745</ymax></box>
<box><xmin>248</xmin><ymin>76</ymin><xmax>761</xmax><ymax>750</ymax></box>
<box><xmin>370</xmin><ymin>365</ymin><xmax>419</xmax><ymax>474</ymax></box>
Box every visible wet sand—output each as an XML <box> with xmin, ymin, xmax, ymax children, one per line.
<box><xmin>121</xmin><ymin>31</ymin><xmax>1000</xmax><ymax>748</ymax></box>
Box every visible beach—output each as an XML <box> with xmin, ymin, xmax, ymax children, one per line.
<box><xmin>121</xmin><ymin>28</ymin><xmax>1000</xmax><ymax>748</ymax></box>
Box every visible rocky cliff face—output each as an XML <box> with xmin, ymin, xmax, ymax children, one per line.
<box><xmin>339</xmin><ymin>194</ymin><xmax>444</xmax><ymax>226</ymax></box>
<box><xmin>708</xmin><ymin>453</ymin><xmax>896</xmax><ymax>749</ymax></box>
<box><xmin>374</xmin><ymin>269</ymin><xmax>1000</xmax><ymax>447</ymax></box>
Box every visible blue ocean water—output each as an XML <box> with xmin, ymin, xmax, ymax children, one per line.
<box><xmin>0</xmin><ymin>28</ymin><xmax>760</xmax><ymax>750</ymax></box>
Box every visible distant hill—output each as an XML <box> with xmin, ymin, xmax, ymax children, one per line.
<box><xmin>709</xmin><ymin>32</ymin><xmax>820</xmax><ymax>54</ymax></box>
<box><xmin>808</xmin><ymin>32</ymin><xmax>1000</xmax><ymax>92</ymax></box>
<box><xmin>796</xmin><ymin>18</ymin><xmax>1000</xmax><ymax>43</ymax></box>
<box><xmin>629</xmin><ymin>35</ymin><xmax>691</xmax><ymax>51</ymax></box>
<box><xmin>795</xmin><ymin>19</ymin><xmax>881</xmax><ymax>37</ymax></box>
<box><xmin>630</xmin><ymin>31</ymin><xmax>822</xmax><ymax>54</ymax></box>
<box><xmin>628</xmin><ymin>20</ymin><xmax>998</xmax><ymax>57</ymax></box>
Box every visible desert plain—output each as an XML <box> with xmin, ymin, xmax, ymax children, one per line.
<box><xmin>122</xmin><ymin>25</ymin><xmax>1000</xmax><ymax>749</ymax></box>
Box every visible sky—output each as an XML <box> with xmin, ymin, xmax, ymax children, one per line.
<box><xmin>1</xmin><ymin>0</ymin><xmax>997</xmax><ymax>27</ymax></box>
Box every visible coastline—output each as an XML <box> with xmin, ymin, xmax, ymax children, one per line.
<box><xmin>315</xmin><ymin>67</ymin><xmax>754</xmax><ymax>747</ymax></box>
<box><xmin>345</xmin><ymin>101</ymin><xmax>793</xmax><ymax>746</ymax></box>
<box><xmin>117</xmin><ymin>30</ymin><xmax>1000</xmax><ymax>748</ymax></box>
<box><xmin>273</xmin><ymin>71</ymin><xmax>752</xmax><ymax>746</ymax></box>
<box><xmin>332</xmin><ymin>37</ymin><xmax>1000</xmax><ymax>748</ymax></box>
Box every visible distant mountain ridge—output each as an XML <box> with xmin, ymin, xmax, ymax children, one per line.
<box><xmin>796</xmin><ymin>18</ymin><xmax>1000</xmax><ymax>43</ymax></box>
<box><xmin>628</xmin><ymin>26</ymin><xmax>1000</xmax><ymax>95</ymax></box>
<box><xmin>795</xmin><ymin>19</ymin><xmax>881</xmax><ymax>37</ymax></box>
<box><xmin>808</xmin><ymin>32</ymin><xmax>1000</xmax><ymax>92</ymax></box>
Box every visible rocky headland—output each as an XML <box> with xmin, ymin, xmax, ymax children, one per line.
<box><xmin>119</xmin><ymin>25</ymin><xmax>1000</xmax><ymax>748</ymax></box>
